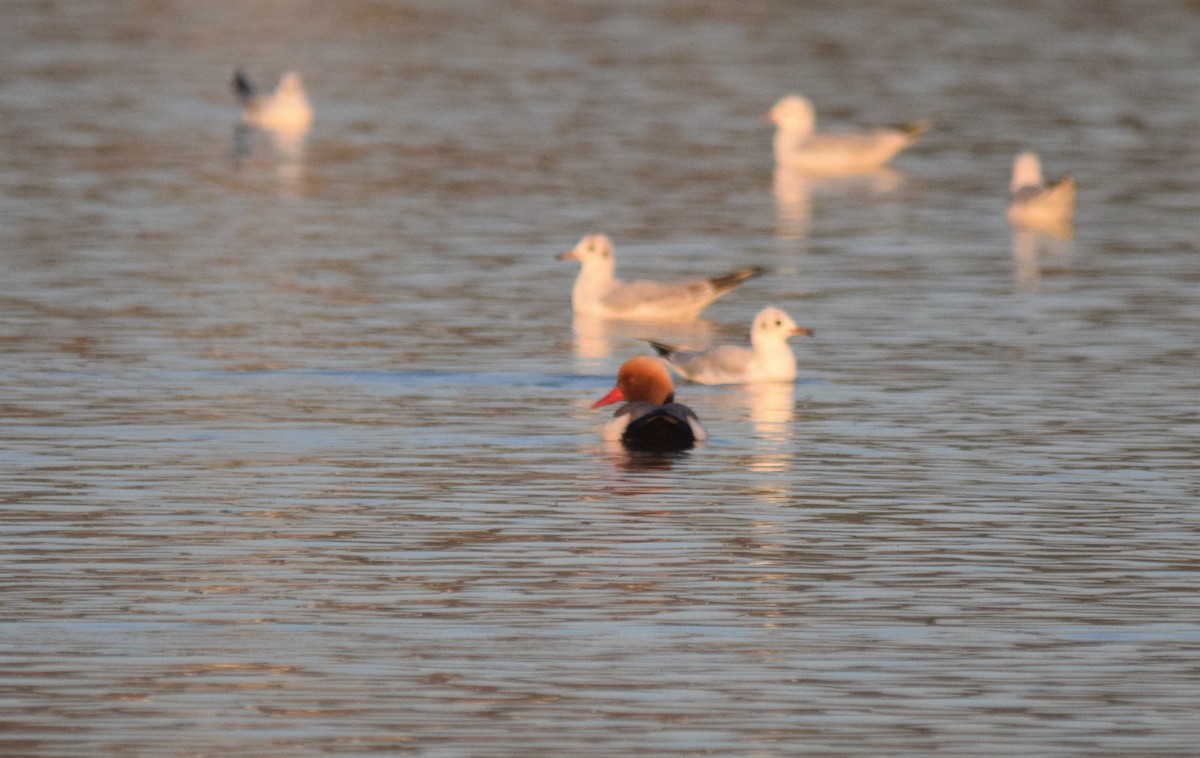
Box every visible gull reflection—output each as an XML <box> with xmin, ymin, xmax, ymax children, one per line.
<box><xmin>745</xmin><ymin>382</ymin><xmax>797</xmax><ymax>485</ymax></box>
<box><xmin>772</xmin><ymin>167</ymin><xmax>814</xmax><ymax>241</ymax></box>
<box><xmin>703</xmin><ymin>382</ymin><xmax>798</xmax><ymax>486</ymax></box>
<box><xmin>773</xmin><ymin>167</ymin><xmax>902</xmax><ymax>241</ymax></box>
<box><xmin>746</xmin><ymin>382</ymin><xmax>796</xmax><ymax>438</ymax></box>
<box><xmin>1011</xmin><ymin>223</ymin><xmax>1073</xmax><ymax>290</ymax></box>
<box><xmin>570</xmin><ymin>315</ymin><xmax>715</xmax><ymax>370</ymax></box>
<box><xmin>269</xmin><ymin>127</ymin><xmax>307</xmax><ymax>193</ymax></box>
<box><xmin>233</xmin><ymin>124</ymin><xmax>309</xmax><ymax>195</ymax></box>
<box><xmin>570</xmin><ymin>315</ymin><xmax>618</xmax><ymax>363</ymax></box>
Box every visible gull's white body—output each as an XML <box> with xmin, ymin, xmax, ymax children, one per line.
<box><xmin>1007</xmin><ymin>152</ymin><xmax>1075</xmax><ymax>228</ymax></box>
<box><xmin>234</xmin><ymin>71</ymin><xmax>313</xmax><ymax>132</ymax></box>
<box><xmin>649</xmin><ymin>306</ymin><xmax>810</xmax><ymax>385</ymax></box>
<box><xmin>769</xmin><ymin>95</ymin><xmax>928</xmax><ymax>174</ymax></box>
<box><xmin>558</xmin><ymin>234</ymin><xmax>764</xmax><ymax>322</ymax></box>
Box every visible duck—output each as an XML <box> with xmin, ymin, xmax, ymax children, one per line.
<box><xmin>558</xmin><ymin>234</ymin><xmax>765</xmax><ymax>322</ymax></box>
<box><xmin>647</xmin><ymin>306</ymin><xmax>812</xmax><ymax>384</ymax></box>
<box><xmin>233</xmin><ymin>70</ymin><xmax>313</xmax><ymax>132</ymax></box>
<box><xmin>768</xmin><ymin>94</ymin><xmax>928</xmax><ymax>174</ymax></box>
<box><xmin>1007</xmin><ymin>151</ymin><xmax>1075</xmax><ymax>229</ymax></box>
<box><xmin>591</xmin><ymin>356</ymin><xmax>706</xmax><ymax>452</ymax></box>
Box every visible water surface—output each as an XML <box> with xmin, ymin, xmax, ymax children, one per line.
<box><xmin>2</xmin><ymin>1</ymin><xmax>1198</xmax><ymax>755</ymax></box>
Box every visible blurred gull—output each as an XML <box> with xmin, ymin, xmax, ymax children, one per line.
<box><xmin>647</xmin><ymin>306</ymin><xmax>812</xmax><ymax>384</ymax></box>
<box><xmin>1007</xmin><ymin>151</ymin><xmax>1075</xmax><ymax>232</ymax></box>
<box><xmin>768</xmin><ymin>94</ymin><xmax>928</xmax><ymax>174</ymax></box>
<box><xmin>558</xmin><ymin>234</ymin><xmax>766</xmax><ymax>322</ymax></box>
<box><xmin>233</xmin><ymin>70</ymin><xmax>313</xmax><ymax>133</ymax></box>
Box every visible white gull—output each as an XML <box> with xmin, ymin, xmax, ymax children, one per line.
<box><xmin>1007</xmin><ymin>151</ymin><xmax>1075</xmax><ymax>230</ymax></box>
<box><xmin>558</xmin><ymin>234</ymin><xmax>765</xmax><ymax>322</ymax></box>
<box><xmin>647</xmin><ymin>306</ymin><xmax>812</xmax><ymax>384</ymax></box>
<box><xmin>233</xmin><ymin>70</ymin><xmax>313</xmax><ymax>132</ymax></box>
<box><xmin>769</xmin><ymin>94</ymin><xmax>928</xmax><ymax>174</ymax></box>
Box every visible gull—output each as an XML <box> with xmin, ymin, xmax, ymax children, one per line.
<box><xmin>591</xmin><ymin>356</ymin><xmax>706</xmax><ymax>451</ymax></box>
<box><xmin>233</xmin><ymin>70</ymin><xmax>313</xmax><ymax>132</ymax></box>
<box><xmin>769</xmin><ymin>94</ymin><xmax>929</xmax><ymax>174</ymax></box>
<box><xmin>558</xmin><ymin>234</ymin><xmax>766</xmax><ymax>322</ymax></box>
<box><xmin>1007</xmin><ymin>151</ymin><xmax>1075</xmax><ymax>229</ymax></box>
<box><xmin>647</xmin><ymin>306</ymin><xmax>812</xmax><ymax>384</ymax></box>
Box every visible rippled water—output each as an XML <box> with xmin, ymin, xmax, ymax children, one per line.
<box><xmin>2</xmin><ymin>1</ymin><xmax>1199</xmax><ymax>755</ymax></box>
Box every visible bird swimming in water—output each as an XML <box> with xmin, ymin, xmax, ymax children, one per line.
<box><xmin>591</xmin><ymin>356</ymin><xmax>707</xmax><ymax>452</ymax></box>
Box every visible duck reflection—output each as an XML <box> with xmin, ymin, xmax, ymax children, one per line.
<box><xmin>602</xmin><ymin>442</ymin><xmax>689</xmax><ymax>474</ymax></box>
<box><xmin>773</xmin><ymin>166</ymin><xmax>902</xmax><ymax>241</ymax></box>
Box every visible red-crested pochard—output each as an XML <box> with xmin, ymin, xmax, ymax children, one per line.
<box><xmin>591</xmin><ymin>356</ymin><xmax>706</xmax><ymax>452</ymax></box>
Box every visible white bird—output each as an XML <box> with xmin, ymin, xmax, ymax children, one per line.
<box><xmin>1007</xmin><ymin>152</ymin><xmax>1075</xmax><ymax>229</ymax></box>
<box><xmin>591</xmin><ymin>356</ymin><xmax>706</xmax><ymax>451</ymax></box>
<box><xmin>768</xmin><ymin>94</ymin><xmax>929</xmax><ymax>174</ymax></box>
<box><xmin>233</xmin><ymin>70</ymin><xmax>313</xmax><ymax>132</ymax></box>
<box><xmin>647</xmin><ymin>306</ymin><xmax>812</xmax><ymax>384</ymax></box>
<box><xmin>557</xmin><ymin>234</ymin><xmax>766</xmax><ymax>322</ymax></box>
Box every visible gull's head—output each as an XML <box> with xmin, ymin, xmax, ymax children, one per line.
<box><xmin>768</xmin><ymin>95</ymin><xmax>816</xmax><ymax>136</ymax></box>
<box><xmin>1011</xmin><ymin>152</ymin><xmax>1044</xmax><ymax>193</ymax></box>
<box><xmin>278</xmin><ymin>72</ymin><xmax>306</xmax><ymax>97</ymax></box>
<box><xmin>751</xmin><ymin>306</ymin><xmax>812</xmax><ymax>347</ymax></box>
<box><xmin>557</xmin><ymin>234</ymin><xmax>615</xmax><ymax>272</ymax></box>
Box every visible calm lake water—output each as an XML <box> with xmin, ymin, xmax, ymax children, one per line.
<box><xmin>2</xmin><ymin>1</ymin><xmax>1198</xmax><ymax>755</ymax></box>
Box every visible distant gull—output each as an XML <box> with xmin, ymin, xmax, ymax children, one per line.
<box><xmin>1007</xmin><ymin>151</ymin><xmax>1075</xmax><ymax>229</ymax></box>
<box><xmin>557</xmin><ymin>234</ymin><xmax>766</xmax><ymax>322</ymax></box>
<box><xmin>768</xmin><ymin>94</ymin><xmax>929</xmax><ymax>174</ymax></box>
<box><xmin>233</xmin><ymin>69</ymin><xmax>313</xmax><ymax>132</ymax></box>
<box><xmin>646</xmin><ymin>306</ymin><xmax>812</xmax><ymax>385</ymax></box>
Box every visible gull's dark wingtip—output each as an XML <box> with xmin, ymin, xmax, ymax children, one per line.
<box><xmin>902</xmin><ymin>119</ymin><xmax>932</xmax><ymax>139</ymax></box>
<box><xmin>233</xmin><ymin>69</ymin><xmax>256</xmax><ymax>101</ymax></box>
<box><xmin>644</xmin><ymin>340</ymin><xmax>676</xmax><ymax>358</ymax></box>
<box><xmin>709</xmin><ymin>265</ymin><xmax>769</xmax><ymax>292</ymax></box>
